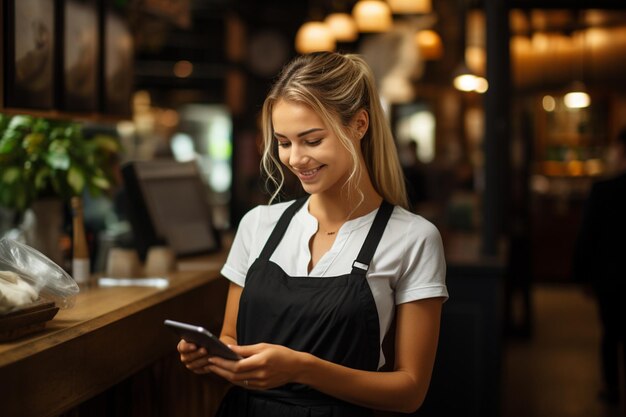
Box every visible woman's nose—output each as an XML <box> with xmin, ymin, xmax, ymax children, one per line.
<box><xmin>289</xmin><ymin>145</ymin><xmax>309</xmax><ymax>167</ymax></box>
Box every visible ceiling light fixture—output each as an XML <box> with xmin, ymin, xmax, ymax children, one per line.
<box><xmin>295</xmin><ymin>21</ymin><xmax>336</xmax><ymax>54</ymax></box>
<box><xmin>415</xmin><ymin>29</ymin><xmax>443</xmax><ymax>60</ymax></box>
<box><xmin>324</xmin><ymin>12</ymin><xmax>358</xmax><ymax>42</ymax></box>
<box><xmin>565</xmin><ymin>28</ymin><xmax>590</xmax><ymax>109</ymax></box>
<box><xmin>388</xmin><ymin>0</ymin><xmax>432</xmax><ymax>14</ymax></box>
<box><xmin>352</xmin><ymin>0</ymin><xmax>392</xmax><ymax>33</ymax></box>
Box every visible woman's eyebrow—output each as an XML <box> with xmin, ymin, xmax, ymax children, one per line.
<box><xmin>273</xmin><ymin>128</ymin><xmax>325</xmax><ymax>139</ymax></box>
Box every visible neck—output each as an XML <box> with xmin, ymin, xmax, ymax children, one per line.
<box><xmin>309</xmin><ymin>173</ymin><xmax>382</xmax><ymax>224</ymax></box>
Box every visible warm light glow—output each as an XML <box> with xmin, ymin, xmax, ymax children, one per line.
<box><xmin>388</xmin><ymin>0</ymin><xmax>431</xmax><ymax>14</ymax></box>
<box><xmin>452</xmin><ymin>67</ymin><xmax>488</xmax><ymax>93</ymax></box>
<box><xmin>531</xmin><ymin>32</ymin><xmax>549</xmax><ymax>51</ymax></box>
<box><xmin>542</xmin><ymin>95</ymin><xmax>556</xmax><ymax>112</ymax></box>
<box><xmin>295</xmin><ymin>21</ymin><xmax>336</xmax><ymax>54</ymax></box>
<box><xmin>173</xmin><ymin>60</ymin><xmax>193</xmax><ymax>78</ymax></box>
<box><xmin>475</xmin><ymin>77</ymin><xmax>488</xmax><ymax>93</ymax></box>
<box><xmin>353</xmin><ymin>0</ymin><xmax>392</xmax><ymax>33</ymax></box>
<box><xmin>564</xmin><ymin>91</ymin><xmax>590</xmax><ymax>109</ymax></box>
<box><xmin>585</xmin><ymin>27</ymin><xmax>610</xmax><ymax>49</ymax></box>
<box><xmin>324</xmin><ymin>13</ymin><xmax>358</xmax><ymax>42</ymax></box>
<box><xmin>465</xmin><ymin>46</ymin><xmax>485</xmax><ymax>74</ymax></box>
<box><xmin>415</xmin><ymin>30</ymin><xmax>443</xmax><ymax>60</ymax></box>
<box><xmin>454</xmin><ymin>74</ymin><xmax>478</xmax><ymax>92</ymax></box>
<box><xmin>510</xmin><ymin>36</ymin><xmax>532</xmax><ymax>54</ymax></box>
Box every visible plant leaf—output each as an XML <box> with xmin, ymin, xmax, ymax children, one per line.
<box><xmin>7</xmin><ymin>115</ymin><xmax>34</xmax><ymax>131</ymax></box>
<box><xmin>0</xmin><ymin>130</ymin><xmax>22</xmax><ymax>153</ymax></box>
<box><xmin>34</xmin><ymin>167</ymin><xmax>51</xmax><ymax>189</ymax></box>
<box><xmin>2</xmin><ymin>167</ymin><xmax>21</xmax><ymax>184</ymax></box>
<box><xmin>91</xmin><ymin>176</ymin><xmax>110</xmax><ymax>189</ymax></box>
<box><xmin>23</xmin><ymin>133</ymin><xmax>45</xmax><ymax>154</ymax></box>
<box><xmin>46</xmin><ymin>150</ymin><xmax>71</xmax><ymax>170</ymax></box>
<box><xmin>67</xmin><ymin>166</ymin><xmax>86</xmax><ymax>194</ymax></box>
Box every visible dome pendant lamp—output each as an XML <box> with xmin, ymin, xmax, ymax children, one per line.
<box><xmin>295</xmin><ymin>21</ymin><xmax>336</xmax><ymax>54</ymax></box>
<box><xmin>352</xmin><ymin>0</ymin><xmax>392</xmax><ymax>33</ymax></box>
<box><xmin>388</xmin><ymin>0</ymin><xmax>432</xmax><ymax>14</ymax></box>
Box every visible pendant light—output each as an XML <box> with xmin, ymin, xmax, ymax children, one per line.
<box><xmin>388</xmin><ymin>0</ymin><xmax>432</xmax><ymax>14</ymax></box>
<box><xmin>453</xmin><ymin>63</ymin><xmax>488</xmax><ymax>93</ymax></box>
<box><xmin>564</xmin><ymin>28</ymin><xmax>590</xmax><ymax>109</ymax></box>
<box><xmin>295</xmin><ymin>21</ymin><xmax>336</xmax><ymax>54</ymax></box>
<box><xmin>324</xmin><ymin>12</ymin><xmax>358</xmax><ymax>42</ymax></box>
<box><xmin>352</xmin><ymin>0</ymin><xmax>392</xmax><ymax>33</ymax></box>
<box><xmin>415</xmin><ymin>29</ymin><xmax>443</xmax><ymax>60</ymax></box>
<box><xmin>564</xmin><ymin>82</ymin><xmax>590</xmax><ymax>109</ymax></box>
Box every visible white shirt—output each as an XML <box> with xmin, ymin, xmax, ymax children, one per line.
<box><xmin>221</xmin><ymin>198</ymin><xmax>448</xmax><ymax>368</ymax></box>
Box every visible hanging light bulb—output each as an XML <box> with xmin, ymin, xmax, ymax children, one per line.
<box><xmin>453</xmin><ymin>63</ymin><xmax>477</xmax><ymax>92</ymax></box>
<box><xmin>388</xmin><ymin>0</ymin><xmax>432</xmax><ymax>14</ymax></box>
<box><xmin>415</xmin><ymin>29</ymin><xmax>443</xmax><ymax>60</ymax></box>
<box><xmin>324</xmin><ymin>13</ymin><xmax>358</xmax><ymax>42</ymax></box>
<box><xmin>564</xmin><ymin>82</ymin><xmax>590</xmax><ymax>109</ymax></box>
<box><xmin>352</xmin><ymin>0</ymin><xmax>392</xmax><ymax>33</ymax></box>
<box><xmin>474</xmin><ymin>76</ymin><xmax>489</xmax><ymax>93</ymax></box>
<box><xmin>452</xmin><ymin>61</ymin><xmax>488</xmax><ymax>93</ymax></box>
<box><xmin>295</xmin><ymin>21</ymin><xmax>336</xmax><ymax>54</ymax></box>
<box><xmin>564</xmin><ymin>28</ymin><xmax>591</xmax><ymax>109</ymax></box>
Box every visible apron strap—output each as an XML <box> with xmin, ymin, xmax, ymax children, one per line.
<box><xmin>351</xmin><ymin>201</ymin><xmax>394</xmax><ymax>275</ymax></box>
<box><xmin>258</xmin><ymin>197</ymin><xmax>309</xmax><ymax>260</ymax></box>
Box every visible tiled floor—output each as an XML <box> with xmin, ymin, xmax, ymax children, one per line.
<box><xmin>501</xmin><ymin>284</ymin><xmax>624</xmax><ymax>417</ymax></box>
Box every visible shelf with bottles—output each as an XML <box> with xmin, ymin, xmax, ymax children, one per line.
<box><xmin>533</xmin><ymin>91</ymin><xmax>609</xmax><ymax>179</ymax></box>
<box><xmin>539</xmin><ymin>144</ymin><xmax>605</xmax><ymax>177</ymax></box>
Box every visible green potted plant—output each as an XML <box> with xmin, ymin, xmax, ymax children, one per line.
<box><xmin>0</xmin><ymin>113</ymin><xmax>121</xmax><ymax>263</ymax></box>
<box><xmin>0</xmin><ymin>113</ymin><xmax>120</xmax><ymax>213</ymax></box>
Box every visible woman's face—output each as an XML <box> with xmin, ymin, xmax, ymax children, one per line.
<box><xmin>272</xmin><ymin>99</ymin><xmax>355</xmax><ymax>197</ymax></box>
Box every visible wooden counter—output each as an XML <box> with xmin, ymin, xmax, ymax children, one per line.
<box><xmin>0</xmin><ymin>254</ymin><xmax>229</xmax><ymax>417</ymax></box>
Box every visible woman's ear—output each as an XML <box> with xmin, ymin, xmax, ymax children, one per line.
<box><xmin>352</xmin><ymin>109</ymin><xmax>369</xmax><ymax>140</ymax></box>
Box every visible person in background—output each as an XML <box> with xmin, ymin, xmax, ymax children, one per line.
<box><xmin>177</xmin><ymin>52</ymin><xmax>448</xmax><ymax>416</ymax></box>
<box><xmin>574</xmin><ymin>128</ymin><xmax>626</xmax><ymax>406</ymax></box>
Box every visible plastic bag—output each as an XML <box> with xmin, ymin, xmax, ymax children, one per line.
<box><xmin>0</xmin><ymin>237</ymin><xmax>79</xmax><ymax>312</ymax></box>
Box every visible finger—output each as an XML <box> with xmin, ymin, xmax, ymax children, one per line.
<box><xmin>208</xmin><ymin>356</ymin><xmax>244</xmax><ymax>372</ymax></box>
<box><xmin>180</xmin><ymin>348</ymin><xmax>208</xmax><ymax>364</ymax></box>
<box><xmin>178</xmin><ymin>339</ymin><xmax>198</xmax><ymax>352</ymax></box>
<box><xmin>190</xmin><ymin>362</ymin><xmax>213</xmax><ymax>375</ymax></box>
<box><xmin>186</xmin><ymin>355</ymin><xmax>212</xmax><ymax>370</ymax></box>
<box><xmin>207</xmin><ymin>364</ymin><xmax>257</xmax><ymax>387</ymax></box>
<box><xmin>229</xmin><ymin>343</ymin><xmax>265</xmax><ymax>357</ymax></box>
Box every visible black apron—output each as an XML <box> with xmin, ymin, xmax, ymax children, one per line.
<box><xmin>216</xmin><ymin>197</ymin><xmax>394</xmax><ymax>417</ymax></box>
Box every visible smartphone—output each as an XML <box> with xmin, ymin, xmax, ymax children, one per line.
<box><xmin>164</xmin><ymin>319</ymin><xmax>242</xmax><ymax>361</ymax></box>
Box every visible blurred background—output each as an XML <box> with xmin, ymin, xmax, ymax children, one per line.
<box><xmin>2</xmin><ymin>0</ymin><xmax>626</xmax><ymax>416</ymax></box>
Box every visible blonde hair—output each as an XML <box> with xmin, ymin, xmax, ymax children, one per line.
<box><xmin>260</xmin><ymin>52</ymin><xmax>409</xmax><ymax>209</ymax></box>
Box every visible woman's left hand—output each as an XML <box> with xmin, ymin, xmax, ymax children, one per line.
<box><xmin>207</xmin><ymin>343</ymin><xmax>305</xmax><ymax>390</ymax></box>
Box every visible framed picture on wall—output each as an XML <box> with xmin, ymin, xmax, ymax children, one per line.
<box><xmin>102</xmin><ymin>8</ymin><xmax>133</xmax><ymax>117</ymax></box>
<box><xmin>62</xmin><ymin>0</ymin><xmax>99</xmax><ymax>112</ymax></box>
<box><xmin>4</xmin><ymin>0</ymin><xmax>56</xmax><ymax>109</ymax></box>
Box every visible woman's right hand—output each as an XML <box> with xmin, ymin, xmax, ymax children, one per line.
<box><xmin>178</xmin><ymin>339</ymin><xmax>213</xmax><ymax>374</ymax></box>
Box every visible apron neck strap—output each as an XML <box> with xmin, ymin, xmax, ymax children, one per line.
<box><xmin>258</xmin><ymin>197</ymin><xmax>308</xmax><ymax>260</ymax></box>
<box><xmin>351</xmin><ymin>201</ymin><xmax>394</xmax><ymax>275</ymax></box>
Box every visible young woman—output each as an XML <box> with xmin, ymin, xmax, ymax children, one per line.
<box><xmin>178</xmin><ymin>52</ymin><xmax>448</xmax><ymax>416</ymax></box>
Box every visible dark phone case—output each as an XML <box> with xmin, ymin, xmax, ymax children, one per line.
<box><xmin>164</xmin><ymin>319</ymin><xmax>241</xmax><ymax>361</ymax></box>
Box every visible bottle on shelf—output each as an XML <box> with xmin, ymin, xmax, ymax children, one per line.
<box><xmin>71</xmin><ymin>197</ymin><xmax>90</xmax><ymax>285</ymax></box>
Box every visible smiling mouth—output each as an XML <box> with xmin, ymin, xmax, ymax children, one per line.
<box><xmin>295</xmin><ymin>165</ymin><xmax>325</xmax><ymax>180</ymax></box>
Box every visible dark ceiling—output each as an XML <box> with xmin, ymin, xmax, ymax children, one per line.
<box><xmin>130</xmin><ymin>0</ymin><xmax>626</xmax><ymax>104</ymax></box>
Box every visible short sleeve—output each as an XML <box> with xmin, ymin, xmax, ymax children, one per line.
<box><xmin>394</xmin><ymin>220</ymin><xmax>448</xmax><ymax>305</ymax></box>
<box><xmin>220</xmin><ymin>206</ymin><xmax>261</xmax><ymax>287</ymax></box>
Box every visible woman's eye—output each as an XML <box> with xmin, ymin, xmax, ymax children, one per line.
<box><xmin>307</xmin><ymin>139</ymin><xmax>323</xmax><ymax>146</ymax></box>
<box><xmin>277</xmin><ymin>141</ymin><xmax>291</xmax><ymax>148</ymax></box>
